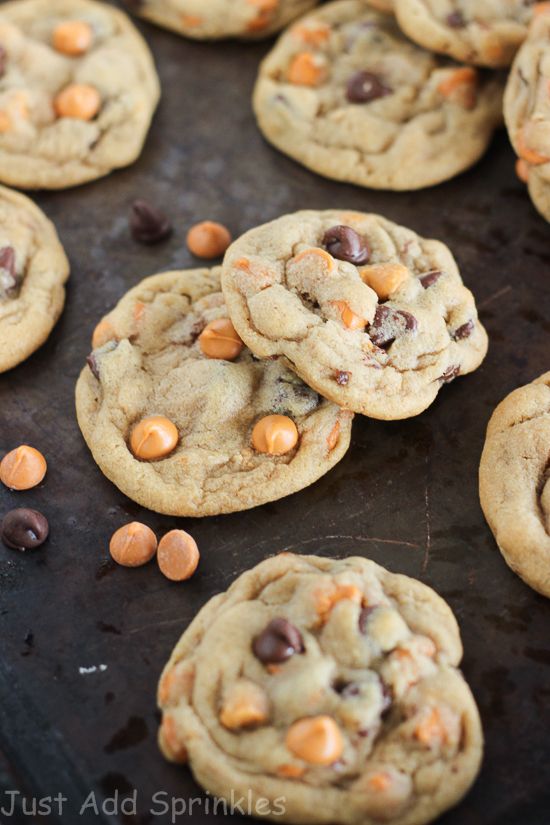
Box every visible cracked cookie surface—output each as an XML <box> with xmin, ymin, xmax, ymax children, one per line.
<box><xmin>253</xmin><ymin>0</ymin><xmax>503</xmax><ymax>191</ymax></box>
<box><xmin>0</xmin><ymin>185</ymin><xmax>69</xmax><ymax>373</ymax></box>
<box><xmin>221</xmin><ymin>210</ymin><xmax>488</xmax><ymax>420</ymax></box>
<box><xmin>393</xmin><ymin>0</ymin><xmax>536</xmax><ymax>68</ymax></box>
<box><xmin>75</xmin><ymin>268</ymin><xmax>352</xmax><ymax>517</ymax></box>
<box><xmin>504</xmin><ymin>7</ymin><xmax>550</xmax><ymax>223</ymax></box>
<box><xmin>479</xmin><ymin>372</ymin><xmax>550</xmax><ymax>598</ymax></box>
<box><xmin>0</xmin><ymin>0</ymin><xmax>160</xmax><ymax>189</ymax></box>
<box><xmin>158</xmin><ymin>552</ymin><xmax>483</xmax><ymax>825</ymax></box>
<box><xmin>123</xmin><ymin>0</ymin><xmax>318</xmax><ymax>40</ymax></box>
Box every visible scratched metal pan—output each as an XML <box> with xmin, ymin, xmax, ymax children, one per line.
<box><xmin>0</xmin><ymin>3</ymin><xmax>549</xmax><ymax>824</ymax></box>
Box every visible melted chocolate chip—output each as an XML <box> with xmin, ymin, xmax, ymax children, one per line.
<box><xmin>334</xmin><ymin>370</ymin><xmax>351</xmax><ymax>385</ymax></box>
<box><xmin>1</xmin><ymin>508</ymin><xmax>49</xmax><ymax>551</ymax></box>
<box><xmin>346</xmin><ymin>71</ymin><xmax>392</xmax><ymax>103</ymax></box>
<box><xmin>446</xmin><ymin>11</ymin><xmax>466</xmax><ymax>27</ymax></box>
<box><xmin>252</xmin><ymin>617</ymin><xmax>304</xmax><ymax>664</ymax></box>
<box><xmin>358</xmin><ymin>605</ymin><xmax>377</xmax><ymax>633</ymax></box>
<box><xmin>86</xmin><ymin>352</ymin><xmax>100</xmax><ymax>380</ymax></box>
<box><xmin>323</xmin><ymin>225</ymin><xmax>370</xmax><ymax>265</ymax></box>
<box><xmin>419</xmin><ymin>270</ymin><xmax>442</xmax><ymax>289</ymax></box>
<box><xmin>130</xmin><ymin>200</ymin><xmax>172</xmax><ymax>244</ymax></box>
<box><xmin>453</xmin><ymin>320</ymin><xmax>474</xmax><ymax>340</ymax></box>
<box><xmin>368</xmin><ymin>306</ymin><xmax>418</xmax><ymax>348</ymax></box>
<box><xmin>440</xmin><ymin>365</ymin><xmax>460</xmax><ymax>383</ymax></box>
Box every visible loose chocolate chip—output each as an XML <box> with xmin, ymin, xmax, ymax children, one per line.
<box><xmin>453</xmin><ymin>320</ymin><xmax>474</xmax><ymax>340</ymax></box>
<box><xmin>419</xmin><ymin>270</ymin><xmax>442</xmax><ymax>289</ymax></box>
<box><xmin>346</xmin><ymin>71</ymin><xmax>392</xmax><ymax>104</ymax></box>
<box><xmin>440</xmin><ymin>365</ymin><xmax>460</xmax><ymax>383</ymax></box>
<box><xmin>446</xmin><ymin>11</ymin><xmax>466</xmax><ymax>27</ymax></box>
<box><xmin>358</xmin><ymin>605</ymin><xmax>377</xmax><ymax>633</ymax></box>
<box><xmin>1</xmin><ymin>508</ymin><xmax>49</xmax><ymax>551</ymax></box>
<box><xmin>368</xmin><ymin>306</ymin><xmax>418</xmax><ymax>348</ymax></box>
<box><xmin>323</xmin><ymin>225</ymin><xmax>370</xmax><ymax>265</ymax></box>
<box><xmin>130</xmin><ymin>200</ymin><xmax>172</xmax><ymax>245</ymax></box>
<box><xmin>334</xmin><ymin>370</ymin><xmax>351</xmax><ymax>385</ymax></box>
<box><xmin>252</xmin><ymin>617</ymin><xmax>304</xmax><ymax>664</ymax></box>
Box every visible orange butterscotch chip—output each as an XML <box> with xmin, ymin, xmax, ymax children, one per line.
<box><xmin>293</xmin><ymin>247</ymin><xmax>335</xmax><ymax>271</ymax></box>
<box><xmin>414</xmin><ymin>707</ymin><xmax>448</xmax><ymax>747</ymax></box>
<box><xmin>276</xmin><ymin>763</ymin><xmax>305</xmax><ymax>778</ymax></box>
<box><xmin>199</xmin><ymin>318</ymin><xmax>244</xmax><ymax>360</ymax></box>
<box><xmin>92</xmin><ymin>318</ymin><xmax>116</xmax><ymax>349</ymax></box>
<box><xmin>533</xmin><ymin>2</ymin><xmax>550</xmax><ymax>16</ymax></box>
<box><xmin>157</xmin><ymin>530</ymin><xmax>199</xmax><ymax>582</ymax></box>
<box><xmin>516</xmin><ymin>128</ymin><xmax>550</xmax><ymax>166</ymax></box>
<box><xmin>181</xmin><ymin>14</ymin><xmax>202</xmax><ymax>27</ymax></box>
<box><xmin>187</xmin><ymin>221</ymin><xmax>232</xmax><ymax>259</ymax></box>
<box><xmin>0</xmin><ymin>446</ymin><xmax>47</xmax><ymax>491</ymax></box>
<box><xmin>315</xmin><ymin>582</ymin><xmax>362</xmax><ymax>622</ymax></box>
<box><xmin>287</xmin><ymin>52</ymin><xmax>326</xmax><ymax>86</ymax></box>
<box><xmin>327</xmin><ymin>419</ymin><xmax>341</xmax><ymax>452</ymax></box>
<box><xmin>332</xmin><ymin>300</ymin><xmax>366</xmax><ymax>330</ymax></box>
<box><xmin>437</xmin><ymin>67</ymin><xmax>478</xmax><ymax>110</ymax></box>
<box><xmin>247</xmin><ymin>0</ymin><xmax>278</xmax><ymax>32</ymax></box>
<box><xmin>52</xmin><ymin>20</ymin><xmax>94</xmax><ymax>56</ymax></box>
<box><xmin>292</xmin><ymin>23</ymin><xmax>331</xmax><ymax>45</ymax></box>
<box><xmin>109</xmin><ymin>522</ymin><xmax>157</xmax><ymax>567</ymax></box>
<box><xmin>252</xmin><ymin>415</ymin><xmax>299</xmax><ymax>455</ymax></box>
<box><xmin>159</xmin><ymin>715</ymin><xmax>188</xmax><ymax>763</ymax></box>
<box><xmin>130</xmin><ymin>415</ymin><xmax>178</xmax><ymax>460</ymax></box>
<box><xmin>285</xmin><ymin>716</ymin><xmax>344</xmax><ymax>765</ymax></box>
<box><xmin>54</xmin><ymin>84</ymin><xmax>101</xmax><ymax>121</ymax></box>
<box><xmin>515</xmin><ymin>157</ymin><xmax>530</xmax><ymax>183</ymax></box>
<box><xmin>219</xmin><ymin>680</ymin><xmax>270</xmax><ymax>730</ymax></box>
<box><xmin>359</xmin><ymin>263</ymin><xmax>409</xmax><ymax>300</ymax></box>
<box><xmin>366</xmin><ymin>771</ymin><xmax>392</xmax><ymax>792</ymax></box>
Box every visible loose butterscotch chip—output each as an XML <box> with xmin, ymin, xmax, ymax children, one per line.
<box><xmin>130</xmin><ymin>415</ymin><xmax>178</xmax><ymax>460</ymax></box>
<box><xmin>0</xmin><ymin>446</ymin><xmax>47</xmax><ymax>491</ymax></box>
<box><xmin>109</xmin><ymin>522</ymin><xmax>157</xmax><ymax>567</ymax></box>
<box><xmin>187</xmin><ymin>221</ymin><xmax>232</xmax><ymax>259</ymax></box>
<box><xmin>157</xmin><ymin>530</ymin><xmax>199</xmax><ymax>582</ymax></box>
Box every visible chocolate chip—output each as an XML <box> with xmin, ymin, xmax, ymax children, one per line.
<box><xmin>0</xmin><ymin>46</ymin><xmax>7</xmax><ymax>78</ymax></box>
<box><xmin>419</xmin><ymin>270</ymin><xmax>442</xmax><ymax>289</ymax></box>
<box><xmin>252</xmin><ymin>617</ymin><xmax>304</xmax><ymax>664</ymax></box>
<box><xmin>368</xmin><ymin>306</ymin><xmax>418</xmax><ymax>348</ymax></box>
<box><xmin>1</xmin><ymin>508</ymin><xmax>49</xmax><ymax>551</ymax></box>
<box><xmin>446</xmin><ymin>11</ymin><xmax>466</xmax><ymax>27</ymax></box>
<box><xmin>334</xmin><ymin>370</ymin><xmax>351</xmax><ymax>385</ymax></box>
<box><xmin>346</xmin><ymin>71</ymin><xmax>392</xmax><ymax>103</ymax></box>
<box><xmin>341</xmin><ymin>682</ymin><xmax>361</xmax><ymax>698</ymax></box>
<box><xmin>358</xmin><ymin>605</ymin><xmax>377</xmax><ymax>633</ymax></box>
<box><xmin>130</xmin><ymin>200</ymin><xmax>172</xmax><ymax>245</ymax></box>
<box><xmin>87</xmin><ymin>352</ymin><xmax>100</xmax><ymax>380</ymax></box>
<box><xmin>323</xmin><ymin>225</ymin><xmax>370</xmax><ymax>265</ymax></box>
<box><xmin>440</xmin><ymin>365</ymin><xmax>460</xmax><ymax>383</ymax></box>
<box><xmin>453</xmin><ymin>320</ymin><xmax>474</xmax><ymax>340</ymax></box>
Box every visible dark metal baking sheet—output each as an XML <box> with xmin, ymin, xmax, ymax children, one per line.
<box><xmin>0</xmin><ymin>3</ymin><xmax>549</xmax><ymax>823</ymax></box>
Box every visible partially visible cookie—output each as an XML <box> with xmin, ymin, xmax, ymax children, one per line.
<box><xmin>123</xmin><ymin>0</ymin><xmax>318</xmax><ymax>40</ymax></box>
<box><xmin>479</xmin><ymin>373</ymin><xmax>550</xmax><ymax>598</ymax></box>
<box><xmin>504</xmin><ymin>6</ymin><xmax>550</xmax><ymax>223</ymax></box>
<box><xmin>0</xmin><ymin>0</ymin><xmax>160</xmax><ymax>189</ymax></box>
<box><xmin>158</xmin><ymin>553</ymin><xmax>483</xmax><ymax>825</ymax></box>
<box><xmin>221</xmin><ymin>210</ymin><xmax>488</xmax><ymax>420</ymax></box>
<box><xmin>394</xmin><ymin>0</ymin><xmax>534</xmax><ymax>68</ymax></box>
<box><xmin>364</xmin><ymin>0</ymin><xmax>394</xmax><ymax>11</ymax></box>
<box><xmin>0</xmin><ymin>185</ymin><xmax>69</xmax><ymax>373</ymax></box>
<box><xmin>75</xmin><ymin>268</ymin><xmax>352</xmax><ymax>517</ymax></box>
<box><xmin>253</xmin><ymin>0</ymin><xmax>503</xmax><ymax>191</ymax></box>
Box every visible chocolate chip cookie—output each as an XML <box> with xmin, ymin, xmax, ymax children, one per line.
<box><xmin>0</xmin><ymin>185</ymin><xmax>69</xmax><ymax>373</ymax></box>
<box><xmin>124</xmin><ymin>0</ymin><xmax>318</xmax><ymax>40</ymax></box>
<box><xmin>479</xmin><ymin>373</ymin><xmax>550</xmax><ymax>598</ymax></box>
<box><xmin>0</xmin><ymin>0</ymin><xmax>160</xmax><ymax>189</ymax></box>
<box><xmin>158</xmin><ymin>553</ymin><xmax>483</xmax><ymax>825</ymax></box>
<box><xmin>504</xmin><ymin>6</ymin><xmax>550</xmax><ymax>223</ymax></box>
<box><xmin>253</xmin><ymin>0</ymin><xmax>503</xmax><ymax>191</ymax></box>
<box><xmin>221</xmin><ymin>210</ymin><xmax>488</xmax><ymax>420</ymax></box>
<box><xmin>75</xmin><ymin>268</ymin><xmax>352</xmax><ymax>517</ymax></box>
<box><xmin>394</xmin><ymin>0</ymin><xmax>535</xmax><ymax>68</ymax></box>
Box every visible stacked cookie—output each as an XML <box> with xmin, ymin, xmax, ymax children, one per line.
<box><xmin>77</xmin><ymin>208</ymin><xmax>487</xmax><ymax>516</ymax></box>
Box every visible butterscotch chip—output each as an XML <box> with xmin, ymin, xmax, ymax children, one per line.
<box><xmin>187</xmin><ymin>221</ymin><xmax>232</xmax><ymax>259</ymax></box>
<box><xmin>199</xmin><ymin>318</ymin><xmax>243</xmax><ymax>360</ymax></box>
<box><xmin>109</xmin><ymin>522</ymin><xmax>157</xmax><ymax>567</ymax></box>
<box><xmin>0</xmin><ymin>446</ymin><xmax>47</xmax><ymax>490</ymax></box>
<box><xmin>252</xmin><ymin>414</ymin><xmax>298</xmax><ymax>455</ymax></box>
<box><xmin>130</xmin><ymin>415</ymin><xmax>178</xmax><ymax>460</ymax></box>
<box><xmin>157</xmin><ymin>530</ymin><xmax>199</xmax><ymax>582</ymax></box>
<box><xmin>54</xmin><ymin>84</ymin><xmax>101</xmax><ymax>121</ymax></box>
<box><xmin>52</xmin><ymin>20</ymin><xmax>94</xmax><ymax>55</ymax></box>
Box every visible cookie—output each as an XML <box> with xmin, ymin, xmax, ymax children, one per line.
<box><xmin>504</xmin><ymin>6</ymin><xmax>550</xmax><ymax>223</ymax></box>
<box><xmin>0</xmin><ymin>185</ymin><xmax>69</xmax><ymax>373</ymax></box>
<box><xmin>479</xmin><ymin>373</ymin><xmax>550</xmax><ymax>598</ymax></box>
<box><xmin>252</xmin><ymin>1</ymin><xmax>503</xmax><ymax>191</ymax></box>
<box><xmin>0</xmin><ymin>0</ymin><xmax>160</xmax><ymax>189</ymax></box>
<box><xmin>394</xmin><ymin>0</ymin><xmax>534</xmax><ymax>68</ymax></box>
<box><xmin>221</xmin><ymin>210</ymin><xmax>488</xmax><ymax>420</ymax></box>
<box><xmin>75</xmin><ymin>268</ymin><xmax>352</xmax><ymax>517</ymax></box>
<box><xmin>123</xmin><ymin>0</ymin><xmax>318</xmax><ymax>40</ymax></box>
<box><xmin>365</xmin><ymin>0</ymin><xmax>394</xmax><ymax>11</ymax></box>
<box><xmin>158</xmin><ymin>552</ymin><xmax>483</xmax><ymax>825</ymax></box>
